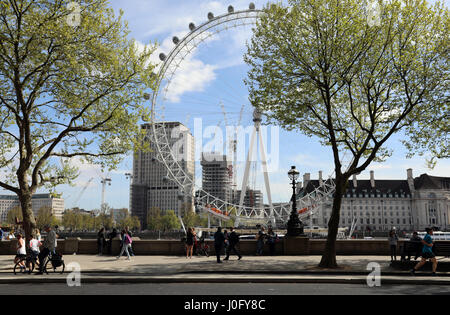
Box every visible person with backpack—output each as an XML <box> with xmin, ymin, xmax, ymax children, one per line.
<box><xmin>224</xmin><ymin>227</ymin><xmax>242</xmax><ymax>261</ymax></box>
<box><xmin>116</xmin><ymin>230</ymin><xmax>132</xmax><ymax>260</ymax></box>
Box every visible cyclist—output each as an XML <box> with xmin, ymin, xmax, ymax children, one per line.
<box><xmin>36</xmin><ymin>225</ymin><xmax>56</xmax><ymax>275</ymax></box>
<box><xmin>14</xmin><ymin>234</ymin><xmax>27</xmax><ymax>271</ymax></box>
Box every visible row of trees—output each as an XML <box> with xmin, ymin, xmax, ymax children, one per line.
<box><xmin>3</xmin><ymin>206</ymin><xmax>59</xmax><ymax>230</ymax></box>
<box><xmin>62</xmin><ymin>208</ymin><xmax>140</xmax><ymax>232</ymax></box>
<box><xmin>146</xmin><ymin>207</ymin><xmax>238</xmax><ymax>232</ymax></box>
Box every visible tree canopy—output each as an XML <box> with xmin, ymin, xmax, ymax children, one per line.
<box><xmin>0</xmin><ymin>0</ymin><xmax>156</xmax><ymax>240</ymax></box>
<box><xmin>245</xmin><ymin>0</ymin><xmax>448</xmax><ymax>267</ymax></box>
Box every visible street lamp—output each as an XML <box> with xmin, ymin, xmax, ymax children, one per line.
<box><xmin>287</xmin><ymin>166</ymin><xmax>304</xmax><ymax>237</ymax></box>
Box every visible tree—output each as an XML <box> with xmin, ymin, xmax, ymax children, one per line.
<box><xmin>147</xmin><ymin>207</ymin><xmax>163</xmax><ymax>231</ymax></box>
<box><xmin>36</xmin><ymin>206</ymin><xmax>58</xmax><ymax>229</ymax></box>
<box><xmin>0</xmin><ymin>0</ymin><xmax>156</xmax><ymax>242</ymax></box>
<box><xmin>6</xmin><ymin>206</ymin><xmax>22</xmax><ymax>225</ymax></box>
<box><xmin>160</xmin><ymin>210</ymin><xmax>181</xmax><ymax>232</ymax></box>
<box><xmin>245</xmin><ymin>0</ymin><xmax>448</xmax><ymax>267</ymax></box>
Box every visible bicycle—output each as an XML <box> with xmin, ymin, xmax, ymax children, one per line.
<box><xmin>13</xmin><ymin>252</ymin><xmax>38</xmax><ymax>275</ymax></box>
<box><xmin>42</xmin><ymin>251</ymin><xmax>65</xmax><ymax>274</ymax></box>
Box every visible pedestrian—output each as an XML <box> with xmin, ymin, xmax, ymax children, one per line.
<box><xmin>214</xmin><ymin>227</ymin><xmax>225</xmax><ymax>263</ymax></box>
<box><xmin>97</xmin><ymin>227</ymin><xmax>106</xmax><ymax>256</ymax></box>
<box><xmin>223</xmin><ymin>229</ymin><xmax>229</xmax><ymax>254</ymax></box>
<box><xmin>116</xmin><ymin>229</ymin><xmax>132</xmax><ymax>260</ymax></box>
<box><xmin>36</xmin><ymin>225</ymin><xmax>56</xmax><ymax>275</ymax></box>
<box><xmin>224</xmin><ymin>227</ymin><xmax>242</xmax><ymax>261</ymax></box>
<box><xmin>411</xmin><ymin>228</ymin><xmax>438</xmax><ymax>276</ymax></box>
<box><xmin>186</xmin><ymin>227</ymin><xmax>195</xmax><ymax>259</ymax></box>
<box><xmin>256</xmin><ymin>227</ymin><xmax>266</xmax><ymax>255</ymax></box>
<box><xmin>408</xmin><ymin>231</ymin><xmax>423</xmax><ymax>261</ymax></box>
<box><xmin>29</xmin><ymin>234</ymin><xmax>42</xmax><ymax>264</ymax></box>
<box><xmin>14</xmin><ymin>234</ymin><xmax>27</xmax><ymax>271</ymax></box>
<box><xmin>267</xmin><ymin>227</ymin><xmax>278</xmax><ymax>256</ymax></box>
<box><xmin>107</xmin><ymin>228</ymin><xmax>118</xmax><ymax>255</ymax></box>
<box><xmin>125</xmin><ymin>227</ymin><xmax>135</xmax><ymax>256</ymax></box>
<box><xmin>388</xmin><ymin>230</ymin><xmax>398</xmax><ymax>262</ymax></box>
<box><xmin>0</xmin><ymin>227</ymin><xmax>3</xmax><ymax>241</ymax></box>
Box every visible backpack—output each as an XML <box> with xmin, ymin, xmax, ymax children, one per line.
<box><xmin>125</xmin><ymin>234</ymin><xmax>132</xmax><ymax>245</ymax></box>
<box><xmin>51</xmin><ymin>253</ymin><xmax>63</xmax><ymax>268</ymax></box>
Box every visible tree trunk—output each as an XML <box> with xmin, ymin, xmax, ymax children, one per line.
<box><xmin>319</xmin><ymin>175</ymin><xmax>348</xmax><ymax>268</ymax></box>
<box><xmin>19</xmin><ymin>192</ymin><xmax>37</xmax><ymax>245</ymax></box>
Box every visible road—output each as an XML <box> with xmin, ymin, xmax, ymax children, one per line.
<box><xmin>1</xmin><ymin>283</ymin><xmax>449</xmax><ymax>295</ymax></box>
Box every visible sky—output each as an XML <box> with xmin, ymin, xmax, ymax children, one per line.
<box><xmin>26</xmin><ymin>0</ymin><xmax>449</xmax><ymax>211</ymax></box>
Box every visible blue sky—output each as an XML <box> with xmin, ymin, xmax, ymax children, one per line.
<box><xmin>44</xmin><ymin>0</ymin><xmax>449</xmax><ymax>210</ymax></box>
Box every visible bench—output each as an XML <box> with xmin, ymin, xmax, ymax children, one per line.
<box><xmin>400</xmin><ymin>241</ymin><xmax>422</xmax><ymax>261</ymax></box>
<box><xmin>401</xmin><ymin>241</ymin><xmax>450</xmax><ymax>261</ymax></box>
<box><xmin>433</xmin><ymin>242</ymin><xmax>450</xmax><ymax>258</ymax></box>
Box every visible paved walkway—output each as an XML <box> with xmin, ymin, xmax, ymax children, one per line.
<box><xmin>1</xmin><ymin>255</ymin><xmax>449</xmax><ymax>284</ymax></box>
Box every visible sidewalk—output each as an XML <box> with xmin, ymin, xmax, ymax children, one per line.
<box><xmin>1</xmin><ymin>255</ymin><xmax>449</xmax><ymax>284</ymax></box>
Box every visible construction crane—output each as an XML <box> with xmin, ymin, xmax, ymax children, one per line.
<box><xmin>73</xmin><ymin>177</ymin><xmax>94</xmax><ymax>206</ymax></box>
<box><xmin>100</xmin><ymin>177</ymin><xmax>112</xmax><ymax>210</ymax></box>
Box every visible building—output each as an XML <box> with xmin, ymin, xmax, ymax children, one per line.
<box><xmin>235</xmin><ymin>189</ymin><xmax>264</xmax><ymax>211</ymax></box>
<box><xmin>201</xmin><ymin>152</ymin><xmax>233</xmax><ymax>204</ymax></box>
<box><xmin>131</xmin><ymin>122</ymin><xmax>195</xmax><ymax>229</ymax></box>
<box><xmin>297</xmin><ymin>169</ymin><xmax>450</xmax><ymax>233</ymax></box>
<box><xmin>0</xmin><ymin>194</ymin><xmax>65</xmax><ymax>223</ymax></box>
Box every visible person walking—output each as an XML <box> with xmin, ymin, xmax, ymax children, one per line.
<box><xmin>267</xmin><ymin>227</ymin><xmax>278</xmax><ymax>256</ymax></box>
<box><xmin>186</xmin><ymin>227</ymin><xmax>195</xmax><ymax>259</ymax></box>
<box><xmin>36</xmin><ymin>225</ymin><xmax>56</xmax><ymax>275</ymax></box>
<box><xmin>214</xmin><ymin>227</ymin><xmax>225</xmax><ymax>263</ymax></box>
<box><xmin>388</xmin><ymin>230</ymin><xmax>399</xmax><ymax>262</ymax></box>
<box><xmin>125</xmin><ymin>227</ymin><xmax>135</xmax><ymax>256</ymax></box>
<box><xmin>116</xmin><ymin>230</ymin><xmax>132</xmax><ymax>260</ymax></box>
<box><xmin>97</xmin><ymin>227</ymin><xmax>106</xmax><ymax>256</ymax></box>
<box><xmin>256</xmin><ymin>227</ymin><xmax>266</xmax><ymax>256</ymax></box>
<box><xmin>224</xmin><ymin>227</ymin><xmax>242</xmax><ymax>261</ymax></box>
<box><xmin>0</xmin><ymin>227</ymin><xmax>4</xmax><ymax>241</ymax></box>
<box><xmin>107</xmin><ymin>228</ymin><xmax>118</xmax><ymax>255</ymax></box>
<box><xmin>29</xmin><ymin>234</ymin><xmax>42</xmax><ymax>265</ymax></box>
<box><xmin>411</xmin><ymin>228</ymin><xmax>438</xmax><ymax>276</ymax></box>
<box><xmin>14</xmin><ymin>234</ymin><xmax>27</xmax><ymax>271</ymax></box>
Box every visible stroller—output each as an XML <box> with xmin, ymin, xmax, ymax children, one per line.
<box><xmin>196</xmin><ymin>236</ymin><xmax>209</xmax><ymax>257</ymax></box>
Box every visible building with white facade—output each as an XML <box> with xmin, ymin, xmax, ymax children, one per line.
<box><xmin>131</xmin><ymin>122</ymin><xmax>195</xmax><ymax>229</ymax></box>
<box><xmin>0</xmin><ymin>194</ymin><xmax>65</xmax><ymax>223</ymax></box>
<box><xmin>298</xmin><ymin>169</ymin><xmax>450</xmax><ymax>234</ymax></box>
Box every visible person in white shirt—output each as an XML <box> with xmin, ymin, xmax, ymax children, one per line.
<box><xmin>14</xmin><ymin>234</ymin><xmax>27</xmax><ymax>270</ymax></box>
<box><xmin>29</xmin><ymin>235</ymin><xmax>42</xmax><ymax>263</ymax></box>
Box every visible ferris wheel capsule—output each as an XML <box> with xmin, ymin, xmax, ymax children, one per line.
<box><xmin>207</xmin><ymin>12</ymin><xmax>214</xmax><ymax>20</ymax></box>
<box><xmin>172</xmin><ymin>36</ymin><xmax>179</xmax><ymax>45</ymax></box>
<box><xmin>159</xmin><ymin>53</ymin><xmax>166</xmax><ymax>61</ymax></box>
<box><xmin>228</xmin><ymin>5</ymin><xmax>234</xmax><ymax>13</ymax></box>
<box><xmin>189</xmin><ymin>22</ymin><xmax>196</xmax><ymax>31</ymax></box>
<box><xmin>249</xmin><ymin>2</ymin><xmax>256</xmax><ymax>10</ymax></box>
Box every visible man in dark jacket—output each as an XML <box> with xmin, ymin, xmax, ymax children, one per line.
<box><xmin>224</xmin><ymin>227</ymin><xmax>242</xmax><ymax>261</ymax></box>
<box><xmin>214</xmin><ymin>227</ymin><xmax>225</xmax><ymax>263</ymax></box>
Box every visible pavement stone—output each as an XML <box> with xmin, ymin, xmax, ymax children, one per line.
<box><xmin>1</xmin><ymin>255</ymin><xmax>449</xmax><ymax>284</ymax></box>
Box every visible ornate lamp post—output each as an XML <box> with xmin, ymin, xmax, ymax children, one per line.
<box><xmin>287</xmin><ymin>166</ymin><xmax>304</xmax><ymax>237</ymax></box>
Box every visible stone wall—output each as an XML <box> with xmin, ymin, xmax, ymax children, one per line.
<box><xmin>1</xmin><ymin>238</ymin><xmax>448</xmax><ymax>256</ymax></box>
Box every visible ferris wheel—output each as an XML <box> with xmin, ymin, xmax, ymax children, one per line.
<box><xmin>149</xmin><ymin>3</ymin><xmax>336</xmax><ymax>227</ymax></box>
